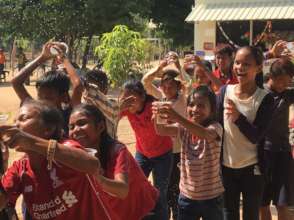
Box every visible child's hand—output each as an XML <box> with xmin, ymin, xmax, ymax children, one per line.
<box><xmin>224</xmin><ymin>99</ymin><xmax>240</xmax><ymax>122</ymax></box>
<box><xmin>119</xmin><ymin>96</ymin><xmax>136</xmax><ymax>111</ymax></box>
<box><xmin>158</xmin><ymin>103</ymin><xmax>179</xmax><ymax>122</ymax></box>
<box><xmin>0</xmin><ymin>125</ymin><xmax>32</xmax><ymax>152</ymax></box>
<box><xmin>40</xmin><ymin>42</ymin><xmax>53</xmax><ymax>61</ymax></box>
<box><xmin>158</xmin><ymin>59</ymin><xmax>168</xmax><ymax>70</ymax></box>
<box><xmin>51</xmin><ymin>43</ymin><xmax>67</xmax><ymax>63</ymax></box>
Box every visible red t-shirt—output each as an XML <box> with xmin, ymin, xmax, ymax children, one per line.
<box><xmin>101</xmin><ymin>143</ymin><xmax>159</xmax><ymax>220</ymax></box>
<box><xmin>213</xmin><ymin>69</ymin><xmax>238</xmax><ymax>85</ymax></box>
<box><xmin>1</xmin><ymin>140</ymin><xmax>118</xmax><ymax>220</ymax></box>
<box><xmin>0</xmin><ymin>53</ymin><xmax>5</xmax><ymax>64</ymax></box>
<box><xmin>121</xmin><ymin>101</ymin><xmax>172</xmax><ymax>158</ymax></box>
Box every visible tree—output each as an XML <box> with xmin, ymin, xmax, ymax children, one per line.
<box><xmin>0</xmin><ymin>0</ymin><xmax>151</xmax><ymax>64</ymax></box>
<box><xmin>95</xmin><ymin>25</ymin><xmax>147</xmax><ymax>86</ymax></box>
<box><xmin>151</xmin><ymin>0</ymin><xmax>194</xmax><ymax>47</ymax></box>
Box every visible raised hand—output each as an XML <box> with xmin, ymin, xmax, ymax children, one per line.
<box><xmin>40</xmin><ymin>42</ymin><xmax>54</xmax><ymax>61</ymax></box>
<box><xmin>119</xmin><ymin>96</ymin><xmax>136</xmax><ymax>111</ymax></box>
<box><xmin>224</xmin><ymin>99</ymin><xmax>240</xmax><ymax>122</ymax></box>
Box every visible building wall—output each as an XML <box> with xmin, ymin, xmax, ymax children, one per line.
<box><xmin>194</xmin><ymin>21</ymin><xmax>216</xmax><ymax>58</ymax></box>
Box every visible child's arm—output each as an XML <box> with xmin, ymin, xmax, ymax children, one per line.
<box><xmin>11</xmin><ymin>43</ymin><xmax>52</xmax><ymax>103</ymax></box>
<box><xmin>95</xmin><ymin>173</ymin><xmax>129</xmax><ymax>199</ymax></box>
<box><xmin>63</xmin><ymin>58</ymin><xmax>83</xmax><ymax>107</ymax></box>
<box><xmin>52</xmin><ymin>43</ymin><xmax>84</xmax><ymax>107</ymax></box>
<box><xmin>153</xmin><ymin>104</ymin><xmax>218</xmax><ymax>141</ymax></box>
<box><xmin>142</xmin><ymin>61</ymin><xmax>166</xmax><ymax>99</ymax></box>
<box><xmin>225</xmin><ymin>94</ymin><xmax>275</xmax><ymax>144</ymax></box>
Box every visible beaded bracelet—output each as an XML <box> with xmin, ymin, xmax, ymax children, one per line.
<box><xmin>47</xmin><ymin>139</ymin><xmax>57</xmax><ymax>170</ymax></box>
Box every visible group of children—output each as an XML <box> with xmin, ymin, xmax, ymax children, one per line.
<box><xmin>0</xmin><ymin>40</ymin><xmax>293</xmax><ymax>220</ymax></box>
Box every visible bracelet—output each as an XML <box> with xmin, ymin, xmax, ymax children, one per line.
<box><xmin>47</xmin><ymin>139</ymin><xmax>57</xmax><ymax>170</ymax></box>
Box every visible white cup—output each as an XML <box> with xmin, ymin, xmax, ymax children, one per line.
<box><xmin>84</xmin><ymin>148</ymin><xmax>97</xmax><ymax>157</ymax></box>
<box><xmin>153</xmin><ymin>101</ymin><xmax>172</xmax><ymax>124</ymax></box>
<box><xmin>50</xmin><ymin>42</ymin><xmax>69</xmax><ymax>56</ymax></box>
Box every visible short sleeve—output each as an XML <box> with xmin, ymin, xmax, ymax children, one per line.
<box><xmin>1</xmin><ymin>160</ymin><xmax>23</xmax><ymax>204</ymax></box>
<box><xmin>112</xmin><ymin>147</ymin><xmax>130</xmax><ymax>175</ymax></box>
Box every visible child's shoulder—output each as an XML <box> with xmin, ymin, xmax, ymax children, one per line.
<box><xmin>207</xmin><ymin>122</ymin><xmax>223</xmax><ymax>134</ymax></box>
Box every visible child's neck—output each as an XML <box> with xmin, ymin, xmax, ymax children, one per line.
<box><xmin>235</xmin><ymin>82</ymin><xmax>257</xmax><ymax>99</ymax></box>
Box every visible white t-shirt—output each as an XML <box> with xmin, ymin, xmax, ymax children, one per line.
<box><xmin>223</xmin><ymin>85</ymin><xmax>268</xmax><ymax>168</ymax></box>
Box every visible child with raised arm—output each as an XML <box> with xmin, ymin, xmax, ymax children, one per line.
<box><xmin>142</xmin><ymin>55</ymin><xmax>186</xmax><ymax>220</ymax></box>
<box><xmin>119</xmin><ymin>79</ymin><xmax>173</xmax><ymax>220</ymax></box>
<box><xmin>153</xmin><ymin>86</ymin><xmax>224</xmax><ymax>220</ymax></box>
<box><xmin>12</xmin><ymin>42</ymin><xmax>83</xmax><ymax>108</ymax></box>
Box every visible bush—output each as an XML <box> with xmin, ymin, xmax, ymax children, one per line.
<box><xmin>95</xmin><ymin>25</ymin><xmax>147</xmax><ymax>86</ymax></box>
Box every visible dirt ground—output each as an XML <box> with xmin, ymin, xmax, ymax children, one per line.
<box><xmin>0</xmin><ymin>73</ymin><xmax>278</xmax><ymax>220</ymax></box>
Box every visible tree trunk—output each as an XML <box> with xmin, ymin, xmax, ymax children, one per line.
<box><xmin>82</xmin><ymin>34</ymin><xmax>93</xmax><ymax>69</ymax></box>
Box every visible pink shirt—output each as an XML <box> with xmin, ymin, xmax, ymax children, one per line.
<box><xmin>121</xmin><ymin>101</ymin><xmax>172</xmax><ymax>158</ymax></box>
<box><xmin>1</xmin><ymin>140</ymin><xmax>118</xmax><ymax>220</ymax></box>
<box><xmin>102</xmin><ymin>143</ymin><xmax>159</xmax><ymax>220</ymax></box>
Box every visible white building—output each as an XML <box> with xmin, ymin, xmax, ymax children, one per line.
<box><xmin>186</xmin><ymin>0</ymin><xmax>294</xmax><ymax>57</ymax></box>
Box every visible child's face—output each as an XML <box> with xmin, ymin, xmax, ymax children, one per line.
<box><xmin>187</xmin><ymin>94</ymin><xmax>211</xmax><ymax>124</ymax></box>
<box><xmin>233</xmin><ymin>48</ymin><xmax>261</xmax><ymax>85</ymax></box>
<box><xmin>121</xmin><ymin>89</ymin><xmax>144</xmax><ymax>114</ymax></box>
<box><xmin>69</xmin><ymin>111</ymin><xmax>104</xmax><ymax>148</ymax></box>
<box><xmin>269</xmin><ymin>74</ymin><xmax>292</xmax><ymax>93</ymax></box>
<box><xmin>215</xmin><ymin>53</ymin><xmax>232</xmax><ymax>72</ymax></box>
<box><xmin>37</xmin><ymin>87</ymin><xmax>63</xmax><ymax>108</ymax></box>
<box><xmin>160</xmin><ymin>79</ymin><xmax>179</xmax><ymax>100</ymax></box>
<box><xmin>194</xmin><ymin>66</ymin><xmax>210</xmax><ymax>85</ymax></box>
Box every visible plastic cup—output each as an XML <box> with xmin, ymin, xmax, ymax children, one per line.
<box><xmin>153</xmin><ymin>101</ymin><xmax>172</xmax><ymax>124</ymax></box>
<box><xmin>84</xmin><ymin>148</ymin><xmax>97</xmax><ymax>157</ymax></box>
<box><xmin>50</xmin><ymin>42</ymin><xmax>69</xmax><ymax>56</ymax></box>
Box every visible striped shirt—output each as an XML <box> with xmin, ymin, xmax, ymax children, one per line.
<box><xmin>83</xmin><ymin>83</ymin><xmax>119</xmax><ymax>139</ymax></box>
<box><xmin>179</xmin><ymin>122</ymin><xmax>224</xmax><ymax>200</ymax></box>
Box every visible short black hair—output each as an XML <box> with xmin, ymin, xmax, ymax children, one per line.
<box><xmin>201</xmin><ymin>60</ymin><xmax>212</xmax><ymax>72</ymax></box>
<box><xmin>269</xmin><ymin>58</ymin><xmax>294</xmax><ymax>78</ymax></box>
<box><xmin>214</xmin><ymin>44</ymin><xmax>234</xmax><ymax>57</ymax></box>
<box><xmin>36</xmin><ymin>70</ymin><xmax>70</xmax><ymax>94</ymax></box>
<box><xmin>85</xmin><ymin>70</ymin><xmax>108</xmax><ymax>92</ymax></box>
<box><xmin>22</xmin><ymin>99</ymin><xmax>64</xmax><ymax>140</ymax></box>
<box><xmin>123</xmin><ymin>79</ymin><xmax>147</xmax><ymax>98</ymax></box>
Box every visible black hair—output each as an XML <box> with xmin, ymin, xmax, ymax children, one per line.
<box><xmin>122</xmin><ymin>79</ymin><xmax>154</xmax><ymax>104</ymax></box>
<box><xmin>85</xmin><ymin>70</ymin><xmax>108</xmax><ymax>93</ymax></box>
<box><xmin>187</xmin><ymin>85</ymin><xmax>217</xmax><ymax>126</ymax></box>
<box><xmin>22</xmin><ymin>99</ymin><xmax>64</xmax><ymax>140</ymax></box>
<box><xmin>161</xmin><ymin>69</ymin><xmax>181</xmax><ymax>90</ymax></box>
<box><xmin>236</xmin><ymin>46</ymin><xmax>264</xmax><ymax>88</ymax></box>
<box><xmin>201</xmin><ymin>60</ymin><xmax>213</xmax><ymax>72</ymax></box>
<box><xmin>269</xmin><ymin>57</ymin><xmax>294</xmax><ymax>78</ymax></box>
<box><xmin>237</xmin><ymin>46</ymin><xmax>264</xmax><ymax>66</ymax></box>
<box><xmin>36</xmin><ymin>70</ymin><xmax>70</xmax><ymax>94</ymax></box>
<box><xmin>71</xmin><ymin>104</ymin><xmax>116</xmax><ymax>170</ymax></box>
<box><xmin>214</xmin><ymin>44</ymin><xmax>234</xmax><ymax>57</ymax></box>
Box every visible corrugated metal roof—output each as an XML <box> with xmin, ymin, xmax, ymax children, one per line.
<box><xmin>186</xmin><ymin>1</ymin><xmax>294</xmax><ymax>22</ymax></box>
